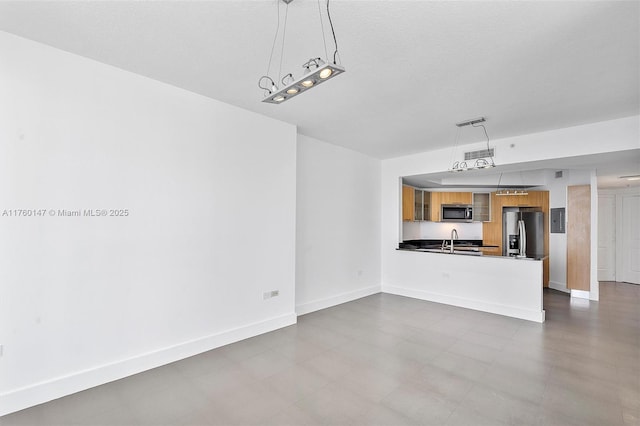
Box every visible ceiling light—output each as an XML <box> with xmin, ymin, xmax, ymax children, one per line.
<box><xmin>620</xmin><ymin>175</ymin><xmax>640</xmax><ymax>181</ymax></box>
<box><xmin>448</xmin><ymin>117</ymin><xmax>496</xmax><ymax>172</ymax></box>
<box><xmin>262</xmin><ymin>62</ymin><xmax>345</xmax><ymax>104</ymax></box>
<box><xmin>258</xmin><ymin>0</ymin><xmax>345</xmax><ymax>104</ymax></box>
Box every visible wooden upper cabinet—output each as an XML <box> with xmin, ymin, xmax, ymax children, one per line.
<box><xmin>402</xmin><ymin>185</ymin><xmax>415</xmax><ymax>221</ymax></box>
<box><xmin>429</xmin><ymin>192</ymin><xmax>440</xmax><ymax>221</ymax></box>
<box><xmin>430</xmin><ymin>192</ymin><xmax>472</xmax><ymax>221</ymax></box>
<box><xmin>439</xmin><ymin>192</ymin><xmax>473</xmax><ymax>205</ymax></box>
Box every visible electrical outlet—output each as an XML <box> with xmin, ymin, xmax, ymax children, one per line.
<box><xmin>263</xmin><ymin>290</ymin><xmax>280</xmax><ymax>300</ymax></box>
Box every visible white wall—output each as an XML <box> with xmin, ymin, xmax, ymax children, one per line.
<box><xmin>295</xmin><ymin>135</ymin><xmax>381</xmax><ymax>315</ymax></box>
<box><xmin>0</xmin><ymin>31</ymin><xmax>297</xmax><ymax>415</ymax></box>
<box><xmin>382</xmin><ymin>116</ymin><xmax>639</xmax><ymax>306</ymax></box>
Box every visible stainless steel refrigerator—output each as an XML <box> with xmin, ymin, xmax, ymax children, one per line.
<box><xmin>503</xmin><ymin>211</ymin><xmax>544</xmax><ymax>258</ymax></box>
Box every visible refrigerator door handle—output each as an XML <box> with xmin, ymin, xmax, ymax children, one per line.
<box><xmin>518</xmin><ymin>219</ymin><xmax>527</xmax><ymax>258</ymax></box>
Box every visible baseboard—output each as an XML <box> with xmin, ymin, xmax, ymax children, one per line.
<box><xmin>0</xmin><ymin>313</ymin><xmax>296</xmax><ymax>417</ymax></box>
<box><xmin>549</xmin><ymin>281</ymin><xmax>570</xmax><ymax>293</ymax></box>
<box><xmin>383</xmin><ymin>285</ymin><xmax>545</xmax><ymax>323</ymax></box>
<box><xmin>296</xmin><ymin>285</ymin><xmax>381</xmax><ymax>316</ymax></box>
<box><xmin>570</xmin><ymin>289</ymin><xmax>590</xmax><ymax>299</ymax></box>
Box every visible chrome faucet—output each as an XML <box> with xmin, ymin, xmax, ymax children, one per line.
<box><xmin>450</xmin><ymin>228</ymin><xmax>458</xmax><ymax>253</ymax></box>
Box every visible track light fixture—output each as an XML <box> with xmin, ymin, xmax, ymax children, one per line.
<box><xmin>496</xmin><ymin>189</ymin><xmax>529</xmax><ymax>196</ymax></box>
<box><xmin>495</xmin><ymin>172</ymin><xmax>529</xmax><ymax>196</ymax></box>
<box><xmin>258</xmin><ymin>0</ymin><xmax>345</xmax><ymax>104</ymax></box>
<box><xmin>448</xmin><ymin>117</ymin><xmax>496</xmax><ymax>172</ymax></box>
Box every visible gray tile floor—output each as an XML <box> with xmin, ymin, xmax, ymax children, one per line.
<box><xmin>1</xmin><ymin>282</ymin><xmax>638</xmax><ymax>425</ymax></box>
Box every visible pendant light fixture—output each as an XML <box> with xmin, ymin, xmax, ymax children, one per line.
<box><xmin>448</xmin><ymin>117</ymin><xmax>496</xmax><ymax>172</ymax></box>
<box><xmin>258</xmin><ymin>0</ymin><xmax>345</xmax><ymax>104</ymax></box>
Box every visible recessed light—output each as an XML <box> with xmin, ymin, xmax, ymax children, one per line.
<box><xmin>301</xmin><ymin>80</ymin><xmax>314</xmax><ymax>88</ymax></box>
<box><xmin>273</xmin><ymin>95</ymin><xmax>285</xmax><ymax>102</ymax></box>
<box><xmin>286</xmin><ymin>88</ymin><xmax>299</xmax><ymax>95</ymax></box>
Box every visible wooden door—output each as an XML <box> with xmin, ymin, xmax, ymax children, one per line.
<box><xmin>567</xmin><ymin>185</ymin><xmax>591</xmax><ymax>291</ymax></box>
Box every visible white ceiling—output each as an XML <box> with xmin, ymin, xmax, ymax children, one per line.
<box><xmin>0</xmin><ymin>0</ymin><xmax>638</xmax><ymax>186</ymax></box>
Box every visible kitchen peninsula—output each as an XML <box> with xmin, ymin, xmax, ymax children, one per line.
<box><xmin>391</xmin><ymin>245</ymin><xmax>545</xmax><ymax>323</ymax></box>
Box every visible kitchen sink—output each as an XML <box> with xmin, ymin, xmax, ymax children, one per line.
<box><xmin>418</xmin><ymin>248</ymin><xmax>483</xmax><ymax>256</ymax></box>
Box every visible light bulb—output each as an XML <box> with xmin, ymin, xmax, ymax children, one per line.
<box><xmin>274</xmin><ymin>95</ymin><xmax>285</xmax><ymax>102</ymax></box>
<box><xmin>301</xmin><ymin>80</ymin><xmax>314</xmax><ymax>88</ymax></box>
<box><xmin>319</xmin><ymin>68</ymin><xmax>333</xmax><ymax>79</ymax></box>
<box><xmin>286</xmin><ymin>88</ymin><xmax>299</xmax><ymax>95</ymax></box>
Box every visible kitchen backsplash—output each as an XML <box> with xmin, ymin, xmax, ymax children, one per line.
<box><xmin>403</xmin><ymin>221</ymin><xmax>483</xmax><ymax>241</ymax></box>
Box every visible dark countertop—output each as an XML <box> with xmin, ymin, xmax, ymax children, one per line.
<box><xmin>400</xmin><ymin>239</ymin><xmax>499</xmax><ymax>250</ymax></box>
<box><xmin>397</xmin><ymin>246</ymin><xmax>546</xmax><ymax>261</ymax></box>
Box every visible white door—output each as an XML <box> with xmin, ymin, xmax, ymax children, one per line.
<box><xmin>598</xmin><ymin>195</ymin><xmax>616</xmax><ymax>281</ymax></box>
<box><xmin>620</xmin><ymin>194</ymin><xmax>640</xmax><ymax>284</ymax></box>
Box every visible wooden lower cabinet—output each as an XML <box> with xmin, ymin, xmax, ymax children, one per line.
<box><xmin>479</xmin><ymin>247</ymin><xmax>501</xmax><ymax>256</ymax></box>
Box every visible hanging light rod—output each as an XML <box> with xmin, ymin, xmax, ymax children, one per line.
<box><xmin>456</xmin><ymin>117</ymin><xmax>486</xmax><ymax>127</ymax></box>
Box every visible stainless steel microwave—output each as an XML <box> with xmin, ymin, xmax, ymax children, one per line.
<box><xmin>441</xmin><ymin>204</ymin><xmax>473</xmax><ymax>222</ymax></box>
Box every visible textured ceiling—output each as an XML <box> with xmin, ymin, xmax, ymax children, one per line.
<box><xmin>0</xmin><ymin>0</ymin><xmax>638</xmax><ymax>161</ymax></box>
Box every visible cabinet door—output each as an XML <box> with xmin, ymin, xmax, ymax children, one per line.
<box><xmin>402</xmin><ymin>185</ymin><xmax>415</xmax><ymax>221</ymax></box>
<box><xmin>414</xmin><ymin>189</ymin><xmax>423</xmax><ymax>221</ymax></box>
<box><xmin>473</xmin><ymin>193</ymin><xmax>491</xmax><ymax>222</ymax></box>
<box><xmin>422</xmin><ymin>191</ymin><xmax>431</xmax><ymax>222</ymax></box>
<box><xmin>430</xmin><ymin>192</ymin><xmax>442</xmax><ymax>221</ymax></box>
